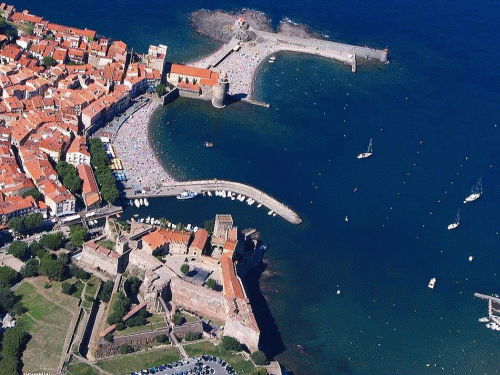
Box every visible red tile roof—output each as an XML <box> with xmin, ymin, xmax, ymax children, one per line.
<box><xmin>142</xmin><ymin>228</ymin><xmax>192</xmax><ymax>252</ymax></box>
<box><xmin>221</xmin><ymin>254</ymin><xmax>246</xmax><ymax>300</ymax></box>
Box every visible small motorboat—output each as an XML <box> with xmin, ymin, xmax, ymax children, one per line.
<box><xmin>428</xmin><ymin>278</ymin><xmax>436</xmax><ymax>289</ymax></box>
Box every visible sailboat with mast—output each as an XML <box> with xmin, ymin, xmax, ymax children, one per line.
<box><xmin>357</xmin><ymin>139</ymin><xmax>373</xmax><ymax>159</ymax></box>
<box><xmin>464</xmin><ymin>178</ymin><xmax>482</xmax><ymax>203</ymax></box>
<box><xmin>447</xmin><ymin>208</ymin><xmax>460</xmax><ymax>230</ymax></box>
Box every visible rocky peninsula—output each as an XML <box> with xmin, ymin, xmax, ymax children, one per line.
<box><xmin>190</xmin><ymin>9</ymin><xmax>388</xmax><ymax>98</ymax></box>
<box><xmin>190</xmin><ymin>9</ymin><xmax>324</xmax><ymax>43</ymax></box>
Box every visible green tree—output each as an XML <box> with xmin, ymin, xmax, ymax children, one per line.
<box><xmin>118</xmin><ymin>344</ymin><xmax>133</xmax><ymax>354</ymax></box>
<box><xmin>205</xmin><ymin>278</ymin><xmax>217</xmax><ymax>290</ymax></box>
<box><xmin>0</xmin><ymin>325</ymin><xmax>29</xmax><ymax>375</ymax></box>
<box><xmin>0</xmin><ymin>287</ymin><xmax>19</xmax><ymax>314</ymax></box>
<box><xmin>155</xmin><ymin>84</ymin><xmax>167</xmax><ymax>97</ymax></box>
<box><xmin>24</xmin><ymin>21</ymin><xmax>34</xmax><ymax>35</ymax></box>
<box><xmin>8</xmin><ymin>241</ymin><xmax>30</xmax><ymax>260</ymax></box>
<box><xmin>39</xmin><ymin>253</ymin><xmax>65</xmax><ymax>281</ymax></box>
<box><xmin>74</xmin><ymin>268</ymin><xmax>90</xmax><ymax>280</ymax></box>
<box><xmin>57</xmin><ymin>161</ymin><xmax>81</xmax><ymax>193</ymax></box>
<box><xmin>70</xmin><ymin>225</ymin><xmax>87</xmax><ymax>247</ymax></box>
<box><xmin>23</xmin><ymin>213</ymin><xmax>43</xmax><ymax>230</ymax></box>
<box><xmin>8</xmin><ymin>217</ymin><xmax>24</xmax><ymax>233</ymax></box>
<box><xmin>58</xmin><ymin>253</ymin><xmax>69</xmax><ymax>266</ymax></box>
<box><xmin>40</xmin><ymin>232</ymin><xmax>64</xmax><ymax>250</ymax></box>
<box><xmin>98</xmin><ymin>281</ymin><xmax>113</xmax><ymax>302</ymax></box>
<box><xmin>172</xmin><ymin>312</ymin><xmax>185</xmax><ymax>326</ymax></box>
<box><xmin>5</xmin><ymin>27</ymin><xmax>17</xmax><ymax>39</ymax></box>
<box><xmin>88</xmin><ymin>138</ymin><xmax>119</xmax><ymax>204</ymax></box>
<box><xmin>0</xmin><ymin>266</ymin><xmax>19</xmax><ymax>287</ymax></box>
<box><xmin>22</xmin><ymin>188</ymin><xmax>42</xmax><ymax>201</ymax></box>
<box><xmin>124</xmin><ymin>277</ymin><xmax>141</xmax><ymax>296</ymax></box>
<box><xmin>180</xmin><ymin>263</ymin><xmax>189</xmax><ymax>275</ymax></box>
<box><xmin>156</xmin><ymin>334</ymin><xmax>169</xmax><ymax>344</ymax></box>
<box><xmin>61</xmin><ymin>281</ymin><xmax>74</xmax><ymax>295</ymax></box>
<box><xmin>203</xmin><ymin>219</ymin><xmax>215</xmax><ymax>234</ymax></box>
<box><xmin>42</xmin><ymin>55</ymin><xmax>57</xmax><ymax>67</ymax></box>
<box><xmin>251</xmin><ymin>351</ymin><xmax>269</xmax><ymax>366</ymax></box>
<box><xmin>0</xmin><ymin>16</ymin><xmax>6</xmax><ymax>28</ymax></box>
<box><xmin>104</xmin><ymin>333</ymin><xmax>113</xmax><ymax>343</ymax></box>
<box><xmin>184</xmin><ymin>332</ymin><xmax>201</xmax><ymax>341</ymax></box>
<box><xmin>221</xmin><ymin>336</ymin><xmax>242</xmax><ymax>352</ymax></box>
<box><xmin>20</xmin><ymin>258</ymin><xmax>39</xmax><ymax>277</ymax></box>
<box><xmin>125</xmin><ymin>309</ymin><xmax>148</xmax><ymax>328</ymax></box>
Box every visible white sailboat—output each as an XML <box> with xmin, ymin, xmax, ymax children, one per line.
<box><xmin>357</xmin><ymin>139</ymin><xmax>373</xmax><ymax>159</ymax></box>
<box><xmin>134</xmin><ymin>199</ymin><xmax>140</xmax><ymax>208</ymax></box>
<box><xmin>447</xmin><ymin>208</ymin><xmax>460</xmax><ymax>230</ymax></box>
<box><xmin>464</xmin><ymin>178</ymin><xmax>482</xmax><ymax>203</ymax></box>
<box><xmin>144</xmin><ymin>198</ymin><xmax>149</xmax><ymax>207</ymax></box>
<box><xmin>428</xmin><ymin>277</ymin><xmax>436</xmax><ymax>289</ymax></box>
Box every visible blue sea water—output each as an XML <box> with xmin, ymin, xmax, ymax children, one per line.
<box><xmin>20</xmin><ymin>0</ymin><xmax>500</xmax><ymax>373</ymax></box>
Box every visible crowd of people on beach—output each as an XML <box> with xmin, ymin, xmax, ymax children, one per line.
<box><xmin>218</xmin><ymin>41</ymin><xmax>278</xmax><ymax>96</ymax></box>
<box><xmin>193</xmin><ymin>40</ymin><xmax>278</xmax><ymax>96</ymax></box>
<box><xmin>112</xmin><ymin>101</ymin><xmax>175</xmax><ymax>189</ymax></box>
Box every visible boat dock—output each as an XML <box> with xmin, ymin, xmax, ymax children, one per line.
<box><xmin>124</xmin><ymin>179</ymin><xmax>302</xmax><ymax>224</ymax></box>
<box><xmin>474</xmin><ymin>293</ymin><xmax>500</xmax><ymax>324</ymax></box>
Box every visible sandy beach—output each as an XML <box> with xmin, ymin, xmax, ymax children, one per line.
<box><xmin>112</xmin><ymin>100</ymin><xmax>175</xmax><ymax>189</ymax></box>
<box><xmin>192</xmin><ymin>39</ymin><xmax>279</xmax><ymax>97</ymax></box>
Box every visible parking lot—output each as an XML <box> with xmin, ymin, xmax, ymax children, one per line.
<box><xmin>130</xmin><ymin>356</ymin><xmax>237</xmax><ymax>375</ymax></box>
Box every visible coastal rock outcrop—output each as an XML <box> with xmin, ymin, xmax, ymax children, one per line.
<box><xmin>277</xmin><ymin>20</ymin><xmax>325</xmax><ymax>40</ymax></box>
<box><xmin>189</xmin><ymin>9</ymin><xmax>273</xmax><ymax>43</ymax></box>
<box><xmin>190</xmin><ymin>9</ymin><xmax>325</xmax><ymax>43</ymax></box>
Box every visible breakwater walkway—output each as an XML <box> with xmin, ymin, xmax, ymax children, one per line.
<box><xmin>254</xmin><ymin>30</ymin><xmax>388</xmax><ymax>64</ymax></box>
<box><xmin>123</xmin><ymin>179</ymin><xmax>302</xmax><ymax>224</ymax></box>
<box><xmin>193</xmin><ymin>29</ymin><xmax>388</xmax><ymax>97</ymax></box>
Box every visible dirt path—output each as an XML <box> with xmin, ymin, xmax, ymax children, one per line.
<box><xmin>26</xmin><ymin>278</ymin><xmax>77</xmax><ymax>317</ymax></box>
<box><xmin>25</xmin><ymin>312</ymin><xmax>66</xmax><ymax>330</ymax></box>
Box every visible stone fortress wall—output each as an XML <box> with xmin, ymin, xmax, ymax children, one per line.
<box><xmin>170</xmin><ymin>278</ymin><xmax>227</xmax><ymax>322</ymax></box>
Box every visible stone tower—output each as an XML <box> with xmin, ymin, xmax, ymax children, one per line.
<box><xmin>212</xmin><ymin>71</ymin><xmax>228</xmax><ymax>109</ymax></box>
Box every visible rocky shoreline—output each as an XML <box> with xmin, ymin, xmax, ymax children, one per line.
<box><xmin>189</xmin><ymin>9</ymin><xmax>325</xmax><ymax>44</ymax></box>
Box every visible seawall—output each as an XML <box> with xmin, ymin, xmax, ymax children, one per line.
<box><xmin>124</xmin><ymin>179</ymin><xmax>302</xmax><ymax>224</ymax></box>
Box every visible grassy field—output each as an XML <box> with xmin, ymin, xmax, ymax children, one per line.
<box><xmin>15</xmin><ymin>278</ymin><xmax>79</xmax><ymax>373</ymax></box>
<box><xmin>183</xmin><ymin>341</ymin><xmax>255</xmax><ymax>375</ymax></box>
<box><xmin>180</xmin><ymin>312</ymin><xmax>199</xmax><ymax>324</ymax></box>
<box><xmin>85</xmin><ymin>276</ymin><xmax>100</xmax><ymax>298</ymax></box>
<box><xmin>71</xmin><ymin>280</ymin><xmax>85</xmax><ymax>298</ymax></box>
<box><xmin>96</xmin><ymin>347</ymin><xmax>180</xmax><ymax>374</ymax></box>
<box><xmin>98</xmin><ymin>239</ymin><xmax>115</xmax><ymax>251</ymax></box>
<box><xmin>66</xmin><ymin>361</ymin><xmax>99</xmax><ymax>375</ymax></box>
<box><xmin>115</xmin><ymin>313</ymin><xmax>167</xmax><ymax>336</ymax></box>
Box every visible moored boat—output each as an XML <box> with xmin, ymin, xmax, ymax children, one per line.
<box><xmin>176</xmin><ymin>190</ymin><xmax>198</xmax><ymax>200</ymax></box>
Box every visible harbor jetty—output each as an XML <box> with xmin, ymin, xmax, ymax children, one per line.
<box><xmin>191</xmin><ymin>10</ymin><xmax>388</xmax><ymax>97</ymax></box>
<box><xmin>474</xmin><ymin>293</ymin><xmax>500</xmax><ymax>324</ymax></box>
<box><xmin>124</xmin><ymin>179</ymin><xmax>302</xmax><ymax>225</ymax></box>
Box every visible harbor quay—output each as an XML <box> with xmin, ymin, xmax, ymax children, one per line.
<box><xmin>123</xmin><ymin>179</ymin><xmax>302</xmax><ymax>224</ymax></box>
<box><xmin>192</xmin><ymin>20</ymin><xmax>388</xmax><ymax>97</ymax></box>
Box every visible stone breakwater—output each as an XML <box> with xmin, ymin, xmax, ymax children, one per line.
<box><xmin>190</xmin><ymin>9</ymin><xmax>387</xmax><ymax>98</ymax></box>
<box><xmin>124</xmin><ymin>179</ymin><xmax>302</xmax><ymax>225</ymax></box>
